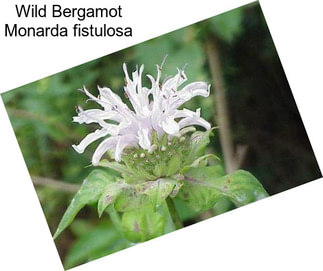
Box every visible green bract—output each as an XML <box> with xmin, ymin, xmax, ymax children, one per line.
<box><xmin>54</xmin><ymin>129</ymin><xmax>268</xmax><ymax>243</ymax></box>
<box><xmin>107</xmin><ymin>129</ymin><xmax>215</xmax><ymax>184</ymax></box>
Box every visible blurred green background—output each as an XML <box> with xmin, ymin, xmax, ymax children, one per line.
<box><xmin>1</xmin><ymin>2</ymin><xmax>321</xmax><ymax>269</ymax></box>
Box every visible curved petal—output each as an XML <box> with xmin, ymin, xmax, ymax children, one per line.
<box><xmin>150</xmin><ymin>98</ymin><xmax>165</xmax><ymax>138</ymax></box>
<box><xmin>176</xmin><ymin>108</ymin><xmax>211</xmax><ymax>130</ymax></box>
<box><xmin>114</xmin><ymin>134</ymin><xmax>138</xmax><ymax>161</ymax></box>
<box><xmin>146</xmin><ymin>74</ymin><xmax>157</xmax><ymax>89</ymax></box>
<box><xmin>82</xmin><ymin>86</ymin><xmax>111</xmax><ymax>110</ymax></box>
<box><xmin>170</xmin><ymin>82</ymin><xmax>210</xmax><ymax>110</ymax></box>
<box><xmin>137</xmin><ymin>128</ymin><xmax>151</xmax><ymax>150</ymax></box>
<box><xmin>135</xmin><ymin>64</ymin><xmax>144</xmax><ymax>92</ymax></box>
<box><xmin>179</xmin><ymin>82</ymin><xmax>210</xmax><ymax>99</ymax></box>
<box><xmin>73</xmin><ymin>110</ymin><xmax>119</xmax><ymax>134</ymax></box>
<box><xmin>98</xmin><ymin>87</ymin><xmax>130</xmax><ymax>111</ymax></box>
<box><xmin>161</xmin><ymin>116</ymin><xmax>180</xmax><ymax>135</ymax></box>
<box><xmin>155</xmin><ymin>64</ymin><xmax>162</xmax><ymax>86</ymax></box>
<box><xmin>178</xmin><ymin>117</ymin><xmax>211</xmax><ymax>130</ymax></box>
<box><xmin>72</xmin><ymin>128</ymin><xmax>110</xmax><ymax>154</ymax></box>
<box><xmin>73</xmin><ymin>109</ymin><xmax>123</xmax><ymax>124</ymax></box>
<box><xmin>174</xmin><ymin>108</ymin><xmax>198</xmax><ymax>119</ymax></box>
<box><xmin>123</xmin><ymin>64</ymin><xmax>151</xmax><ymax>117</ymax></box>
<box><xmin>92</xmin><ymin>136</ymin><xmax>119</xmax><ymax>166</ymax></box>
<box><xmin>162</xmin><ymin>68</ymin><xmax>187</xmax><ymax>91</ymax></box>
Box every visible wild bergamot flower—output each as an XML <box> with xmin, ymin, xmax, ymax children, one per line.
<box><xmin>72</xmin><ymin>63</ymin><xmax>211</xmax><ymax>166</ymax></box>
<box><xmin>54</xmin><ymin>60</ymin><xmax>268</xmax><ymax>243</ymax></box>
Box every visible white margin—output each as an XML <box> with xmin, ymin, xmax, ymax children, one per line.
<box><xmin>0</xmin><ymin>0</ymin><xmax>322</xmax><ymax>270</ymax></box>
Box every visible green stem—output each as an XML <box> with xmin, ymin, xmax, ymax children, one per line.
<box><xmin>106</xmin><ymin>206</ymin><xmax>132</xmax><ymax>245</ymax></box>
<box><xmin>166</xmin><ymin>197</ymin><xmax>183</xmax><ymax>230</ymax></box>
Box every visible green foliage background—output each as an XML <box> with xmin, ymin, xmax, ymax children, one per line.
<box><xmin>2</xmin><ymin>3</ymin><xmax>321</xmax><ymax>269</ymax></box>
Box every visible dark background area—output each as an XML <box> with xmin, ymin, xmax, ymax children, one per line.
<box><xmin>218</xmin><ymin>6</ymin><xmax>321</xmax><ymax>193</ymax></box>
<box><xmin>2</xmin><ymin>2</ymin><xmax>321</xmax><ymax>269</ymax></box>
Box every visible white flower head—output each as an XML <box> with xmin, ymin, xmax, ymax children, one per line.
<box><xmin>72</xmin><ymin>62</ymin><xmax>211</xmax><ymax>165</ymax></box>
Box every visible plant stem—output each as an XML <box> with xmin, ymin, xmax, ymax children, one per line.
<box><xmin>205</xmin><ymin>37</ymin><xmax>237</xmax><ymax>173</ymax></box>
<box><xmin>205</xmin><ymin>36</ymin><xmax>249</xmax><ymax>173</ymax></box>
<box><xmin>32</xmin><ymin>175</ymin><xmax>80</xmax><ymax>193</ymax></box>
<box><xmin>166</xmin><ymin>197</ymin><xmax>183</xmax><ymax>230</ymax></box>
<box><xmin>106</xmin><ymin>206</ymin><xmax>130</xmax><ymax>244</ymax></box>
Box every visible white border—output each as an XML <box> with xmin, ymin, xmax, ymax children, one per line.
<box><xmin>1</xmin><ymin>0</ymin><xmax>322</xmax><ymax>270</ymax></box>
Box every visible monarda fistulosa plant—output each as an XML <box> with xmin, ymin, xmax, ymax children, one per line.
<box><xmin>54</xmin><ymin>60</ymin><xmax>268</xmax><ymax>243</ymax></box>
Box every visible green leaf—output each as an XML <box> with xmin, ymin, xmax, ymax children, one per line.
<box><xmin>209</xmin><ymin>7</ymin><xmax>244</xmax><ymax>42</ymax></box>
<box><xmin>114</xmin><ymin>186</ymin><xmax>150</xmax><ymax>212</ymax></box>
<box><xmin>64</xmin><ymin>223</ymin><xmax>128</xmax><ymax>269</ymax></box>
<box><xmin>143</xmin><ymin>178</ymin><xmax>179</xmax><ymax>206</ymax></box>
<box><xmin>178</xmin><ymin>167</ymin><xmax>268</xmax><ymax>212</ymax></box>
<box><xmin>53</xmin><ymin>169</ymin><xmax>116</xmax><ymax>239</ymax></box>
<box><xmin>188</xmin><ymin>128</ymin><xmax>215</xmax><ymax>161</ymax></box>
<box><xmin>213</xmin><ymin>197</ymin><xmax>235</xmax><ymax>215</ymax></box>
<box><xmin>99</xmin><ymin>159</ymin><xmax>133</xmax><ymax>175</ymax></box>
<box><xmin>167</xmin><ymin>155</ymin><xmax>182</xmax><ymax>176</ymax></box>
<box><xmin>219</xmin><ymin>170</ymin><xmax>269</xmax><ymax>206</ymax></box>
<box><xmin>181</xmin><ymin>154</ymin><xmax>220</xmax><ymax>174</ymax></box>
<box><xmin>173</xmin><ymin>198</ymin><xmax>200</xmax><ymax>221</ymax></box>
<box><xmin>153</xmin><ymin>162</ymin><xmax>164</xmax><ymax>177</ymax></box>
<box><xmin>113</xmin><ymin>178</ymin><xmax>179</xmax><ymax>212</ymax></box>
<box><xmin>121</xmin><ymin>203</ymin><xmax>169</xmax><ymax>242</ymax></box>
<box><xmin>97</xmin><ymin>181</ymin><xmax>126</xmax><ymax>217</ymax></box>
<box><xmin>128</xmin><ymin>167</ymin><xmax>157</xmax><ymax>182</ymax></box>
